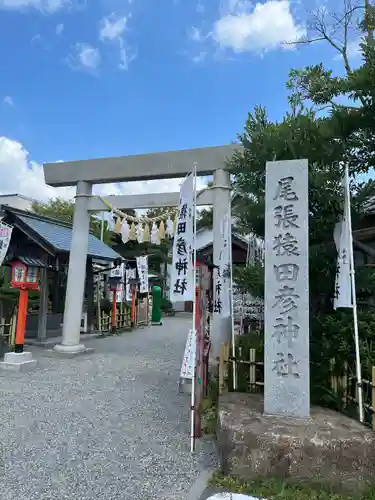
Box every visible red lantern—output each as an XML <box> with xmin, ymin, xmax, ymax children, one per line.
<box><xmin>10</xmin><ymin>259</ymin><xmax>40</xmax><ymax>291</ymax></box>
<box><xmin>8</xmin><ymin>259</ymin><xmax>41</xmax><ymax>353</ymax></box>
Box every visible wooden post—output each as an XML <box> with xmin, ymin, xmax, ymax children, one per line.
<box><xmin>111</xmin><ymin>293</ymin><xmax>117</xmax><ymax>333</ymax></box>
<box><xmin>372</xmin><ymin>367</ymin><xmax>375</xmax><ymax>431</ymax></box>
<box><xmin>96</xmin><ymin>278</ymin><xmax>102</xmax><ymax>331</ymax></box>
<box><xmin>10</xmin><ymin>307</ymin><xmax>17</xmax><ymax>349</ymax></box>
<box><xmin>219</xmin><ymin>343</ymin><xmax>225</xmax><ymax>395</ymax></box>
<box><xmin>37</xmin><ymin>267</ymin><xmax>48</xmax><ymax>342</ymax></box>
<box><xmin>131</xmin><ymin>289</ymin><xmax>136</xmax><ymax>324</ymax></box>
<box><xmin>86</xmin><ymin>258</ymin><xmax>95</xmax><ymax>332</ymax></box>
<box><xmin>342</xmin><ymin>361</ymin><xmax>348</xmax><ymax>407</ymax></box>
<box><xmin>330</xmin><ymin>359</ymin><xmax>337</xmax><ymax>393</ymax></box>
<box><xmin>249</xmin><ymin>348</ymin><xmax>256</xmax><ymax>393</ymax></box>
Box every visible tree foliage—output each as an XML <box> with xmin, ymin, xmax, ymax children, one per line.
<box><xmin>32</xmin><ymin>197</ymin><xmax>113</xmax><ymax>244</ymax></box>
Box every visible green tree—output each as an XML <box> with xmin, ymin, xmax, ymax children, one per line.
<box><xmin>230</xmin><ymin>15</ymin><xmax>375</xmax><ymax>407</ymax></box>
<box><xmin>285</xmin><ymin>0</ymin><xmax>375</xmax><ymax>174</ymax></box>
<box><xmin>196</xmin><ymin>180</ymin><xmax>214</xmax><ymax>230</ymax></box>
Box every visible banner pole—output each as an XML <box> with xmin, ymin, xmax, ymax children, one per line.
<box><xmin>190</xmin><ymin>163</ymin><xmax>198</xmax><ymax>453</ymax></box>
<box><xmin>345</xmin><ymin>164</ymin><xmax>364</xmax><ymax>422</ymax></box>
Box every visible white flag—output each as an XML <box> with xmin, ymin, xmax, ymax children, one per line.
<box><xmin>179</xmin><ymin>328</ymin><xmax>196</xmax><ymax>380</ymax></box>
<box><xmin>170</xmin><ymin>172</ymin><xmax>195</xmax><ymax>302</ymax></box>
<box><xmin>126</xmin><ymin>268</ymin><xmax>136</xmax><ymax>302</ymax></box>
<box><xmin>0</xmin><ymin>222</ymin><xmax>12</xmax><ymax>266</ymax></box>
<box><xmin>110</xmin><ymin>263</ymin><xmax>125</xmax><ymax>303</ymax></box>
<box><xmin>213</xmin><ymin>213</ymin><xmax>231</xmax><ymax>317</ymax></box>
<box><xmin>136</xmin><ymin>255</ymin><xmax>149</xmax><ymax>294</ymax></box>
<box><xmin>334</xmin><ymin>170</ymin><xmax>352</xmax><ymax>309</ymax></box>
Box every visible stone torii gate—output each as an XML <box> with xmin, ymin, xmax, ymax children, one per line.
<box><xmin>43</xmin><ymin>145</ymin><xmax>239</xmax><ymax>358</ymax></box>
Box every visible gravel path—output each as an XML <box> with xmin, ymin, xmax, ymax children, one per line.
<box><xmin>0</xmin><ymin>317</ymin><xmax>217</xmax><ymax>500</ymax></box>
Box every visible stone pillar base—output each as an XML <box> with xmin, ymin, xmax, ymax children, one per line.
<box><xmin>0</xmin><ymin>351</ymin><xmax>37</xmax><ymax>372</ymax></box>
<box><xmin>49</xmin><ymin>343</ymin><xmax>94</xmax><ymax>358</ymax></box>
<box><xmin>53</xmin><ymin>343</ymin><xmax>86</xmax><ymax>353</ymax></box>
<box><xmin>218</xmin><ymin>393</ymin><xmax>375</xmax><ymax>494</ymax></box>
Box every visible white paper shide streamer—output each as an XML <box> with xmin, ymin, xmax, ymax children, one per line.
<box><xmin>213</xmin><ymin>214</ymin><xmax>230</xmax><ymax>317</ymax></box>
<box><xmin>170</xmin><ymin>172</ymin><xmax>195</xmax><ymax>302</ymax></box>
<box><xmin>136</xmin><ymin>256</ymin><xmax>149</xmax><ymax>294</ymax></box>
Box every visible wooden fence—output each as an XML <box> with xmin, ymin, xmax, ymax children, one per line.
<box><xmin>0</xmin><ymin>308</ymin><xmax>17</xmax><ymax>351</ymax></box>
<box><xmin>99</xmin><ymin>308</ymin><xmax>132</xmax><ymax>333</ymax></box>
<box><xmin>98</xmin><ymin>299</ymin><xmax>150</xmax><ymax>333</ymax></box>
<box><xmin>219</xmin><ymin>342</ymin><xmax>375</xmax><ymax>430</ymax></box>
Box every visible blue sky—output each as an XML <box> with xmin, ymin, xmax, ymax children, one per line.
<box><xmin>0</xmin><ymin>0</ymin><xmax>362</xmax><ymax>200</ymax></box>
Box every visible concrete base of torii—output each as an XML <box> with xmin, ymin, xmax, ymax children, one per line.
<box><xmin>0</xmin><ymin>351</ymin><xmax>37</xmax><ymax>372</ymax></box>
<box><xmin>49</xmin><ymin>344</ymin><xmax>94</xmax><ymax>358</ymax></box>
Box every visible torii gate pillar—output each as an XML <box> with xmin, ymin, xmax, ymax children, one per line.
<box><xmin>55</xmin><ymin>181</ymin><xmax>92</xmax><ymax>353</ymax></box>
<box><xmin>211</xmin><ymin>169</ymin><xmax>232</xmax><ymax>363</ymax></box>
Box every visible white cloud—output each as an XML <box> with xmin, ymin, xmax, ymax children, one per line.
<box><xmin>100</xmin><ymin>13</ymin><xmax>128</xmax><ymax>41</ymax></box>
<box><xmin>333</xmin><ymin>37</ymin><xmax>363</xmax><ymax>65</ymax></box>
<box><xmin>213</xmin><ymin>0</ymin><xmax>305</xmax><ymax>52</ymax></box>
<box><xmin>196</xmin><ymin>2</ymin><xmax>204</xmax><ymax>12</ymax></box>
<box><xmin>56</xmin><ymin>23</ymin><xmax>64</xmax><ymax>35</ymax></box>
<box><xmin>0</xmin><ymin>137</ymin><xmax>75</xmax><ymax>201</ymax></box>
<box><xmin>192</xmin><ymin>51</ymin><xmax>207</xmax><ymax>63</ymax></box>
<box><xmin>99</xmin><ymin>13</ymin><xmax>136</xmax><ymax>70</ymax></box>
<box><xmin>67</xmin><ymin>43</ymin><xmax>101</xmax><ymax>72</ymax></box>
<box><xmin>0</xmin><ymin>0</ymin><xmax>69</xmax><ymax>12</ymax></box>
<box><xmin>3</xmin><ymin>96</ymin><xmax>13</xmax><ymax>106</ymax></box>
<box><xmin>0</xmin><ymin>136</ymin><xmax>208</xmax><ymax>205</ymax></box>
<box><xmin>30</xmin><ymin>34</ymin><xmax>42</xmax><ymax>44</ymax></box>
<box><xmin>188</xmin><ymin>26</ymin><xmax>206</xmax><ymax>43</ymax></box>
<box><xmin>189</xmin><ymin>0</ymin><xmax>305</xmax><ymax>57</ymax></box>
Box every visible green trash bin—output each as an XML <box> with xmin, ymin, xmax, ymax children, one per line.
<box><xmin>151</xmin><ymin>285</ymin><xmax>162</xmax><ymax>325</ymax></box>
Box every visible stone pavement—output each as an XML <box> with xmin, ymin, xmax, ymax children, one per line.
<box><xmin>0</xmin><ymin>317</ymin><xmax>217</xmax><ymax>500</ymax></box>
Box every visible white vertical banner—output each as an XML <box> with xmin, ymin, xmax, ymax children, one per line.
<box><xmin>180</xmin><ymin>328</ymin><xmax>196</xmax><ymax>380</ymax></box>
<box><xmin>333</xmin><ymin>176</ymin><xmax>352</xmax><ymax>309</ymax></box>
<box><xmin>0</xmin><ymin>222</ymin><xmax>12</xmax><ymax>266</ymax></box>
<box><xmin>110</xmin><ymin>262</ymin><xmax>125</xmax><ymax>302</ymax></box>
<box><xmin>136</xmin><ymin>255</ymin><xmax>149</xmax><ymax>294</ymax></box>
<box><xmin>170</xmin><ymin>171</ymin><xmax>195</xmax><ymax>302</ymax></box>
<box><xmin>336</xmin><ymin>165</ymin><xmax>364</xmax><ymax>422</ymax></box>
<box><xmin>126</xmin><ymin>268</ymin><xmax>136</xmax><ymax>302</ymax></box>
<box><xmin>213</xmin><ymin>213</ymin><xmax>230</xmax><ymax>317</ymax></box>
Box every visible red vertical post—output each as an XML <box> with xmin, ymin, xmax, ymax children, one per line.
<box><xmin>131</xmin><ymin>288</ymin><xmax>136</xmax><ymax>324</ymax></box>
<box><xmin>15</xmin><ymin>288</ymin><xmax>28</xmax><ymax>353</ymax></box>
<box><xmin>111</xmin><ymin>291</ymin><xmax>117</xmax><ymax>333</ymax></box>
<box><xmin>195</xmin><ymin>269</ymin><xmax>202</xmax><ymax>439</ymax></box>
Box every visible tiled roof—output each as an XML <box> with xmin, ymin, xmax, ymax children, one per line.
<box><xmin>18</xmin><ymin>257</ymin><xmax>47</xmax><ymax>267</ymax></box>
<box><xmin>18</xmin><ymin>214</ymin><xmax>121</xmax><ymax>261</ymax></box>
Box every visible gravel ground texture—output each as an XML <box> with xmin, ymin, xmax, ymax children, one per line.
<box><xmin>0</xmin><ymin>317</ymin><xmax>217</xmax><ymax>500</ymax></box>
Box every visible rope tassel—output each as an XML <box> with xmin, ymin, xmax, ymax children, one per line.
<box><xmin>158</xmin><ymin>220</ymin><xmax>165</xmax><ymax>240</ymax></box>
<box><xmin>143</xmin><ymin>223</ymin><xmax>150</xmax><ymax>242</ymax></box>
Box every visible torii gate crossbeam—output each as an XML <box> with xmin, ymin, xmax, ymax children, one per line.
<box><xmin>43</xmin><ymin>144</ymin><xmax>240</xmax><ymax>358</ymax></box>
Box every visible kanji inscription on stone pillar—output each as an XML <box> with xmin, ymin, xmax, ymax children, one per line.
<box><xmin>264</xmin><ymin>159</ymin><xmax>310</xmax><ymax>418</ymax></box>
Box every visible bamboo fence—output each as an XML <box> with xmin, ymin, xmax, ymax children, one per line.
<box><xmin>219</xmin><ymin>342</ymin><xmax>375</xmax><ymax>430</ymax></box>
